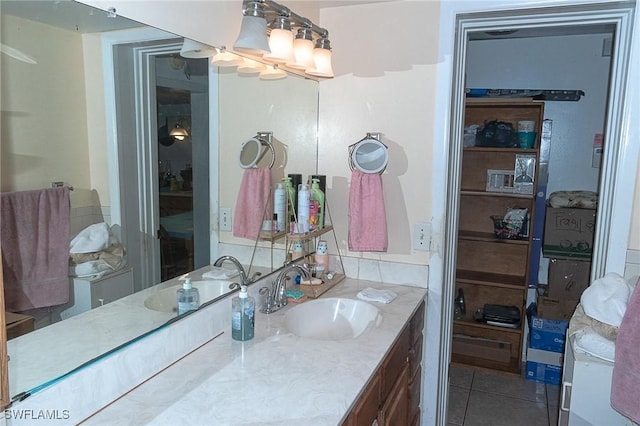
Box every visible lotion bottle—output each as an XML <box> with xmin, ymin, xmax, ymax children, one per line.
<box><xmin>273</xmin><ymin>183</ymin><xmax>286</xmax><ymax>233</ymax></box>
<box><xmin>310</xmin><ymin>178</ymin><xmax>325</xmax><ymax>229</ymax></box>
<box><xmin>297</xmin><ymin>183</ymin><xmax>310</xmax><ymax>233</ymax></box>
<box><xmin>282</xmin><ymin>177</ymin><xmax>296</xmax><ymax>222</ymax></box>
<box><xmin>176</xmin><ymin>278</ymin><xmax>200</xmax><ymax>315</ymax></box>
<box><xmin>232</xmin><ymin>285</ymin><xmax>255</xmax><ymax>341</ymax></box>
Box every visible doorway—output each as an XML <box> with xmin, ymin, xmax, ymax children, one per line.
<box><xmin>110</xmin><ymin>37</ymin><xmax>213</xmax><ymax>291</ymax></box>
<box><xmin>431</xmin><ymin>3</ymin><xmax>637</xmax><ymax>425</ymax></box>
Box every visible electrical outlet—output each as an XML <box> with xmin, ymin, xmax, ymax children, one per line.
<box><xmin>220</xmin><ymin>208</ymin><xmax>232</xmax><ymax>231</ymax></box>
<box><xmin>413</xmin><ymin>222</ymin><xmax>431</xmax><ymax>251</ymax></box>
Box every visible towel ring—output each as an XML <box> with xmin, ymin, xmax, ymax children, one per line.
<box><xmin>348</xmin><ymin>133</ymin><xmax>388</xmax><ymax>174</ymax></box>
<box><xmin>239</xmin><ymin>132</ymin><xmax>275</xmax><ymax>169</ymax></box>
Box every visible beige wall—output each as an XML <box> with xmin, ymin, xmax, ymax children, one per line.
<box><xmin>0</xmin><ymin>14</ymin><xmax>94</xmax><ymax>208</ymax></box>
<box><xmin>318</xmin><ymin>1</ymin><xmax>441</xmax><ymax>265</ymax></box>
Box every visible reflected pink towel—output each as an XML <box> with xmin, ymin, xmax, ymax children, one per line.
<box><xmin>233</xmin><ymin>168</ymin><xmax>272</xmax><ymax>240</ymax></box>
<box><xmin>611</xmin><ymin>278</ymin><xmax>640</xmax><ymax>423</ymax></box>
<box><xmin>1</xmin><ymin>187</ymin><xmax>71</xmax><ymax>311</ymax></box>
<box><xmin>348</xmin><ymin>170</ymin><xmax>388</xmax><ymax>252</ymax></box>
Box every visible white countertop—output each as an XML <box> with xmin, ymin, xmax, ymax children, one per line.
<box><xmin>7</xmin><ymin>264</ymin><xmax>270</xmax><ymax>399</ymax></box>
<box><xmin>82</xmin><ymin>278</ymin><xmax>427</xmax><ymax>425</ymax></box>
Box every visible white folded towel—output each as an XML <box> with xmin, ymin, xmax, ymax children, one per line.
<box><xmin>580</xmin><ymin>272</ymin><xmax>630</xmax><ymax>327</ymax></box>
<box><xmin>70</xmin><ymin>222</ymin><xmax>110</xmax><ymax>254</ymax></box>
<box><xmin>357</xmin><ymin>287</ymin><xmax>397</xmax><ymax>304</ymax></box>
<box><xmin>202</xmin><ymin>266</ymin><xmax>240</xmax><ymax>280</ymax></box>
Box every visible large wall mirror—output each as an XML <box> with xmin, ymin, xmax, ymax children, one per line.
<box><xmin>1</xmin><ymin>0</ymin><xmax>318</xmax><ymax>401</ymax></box>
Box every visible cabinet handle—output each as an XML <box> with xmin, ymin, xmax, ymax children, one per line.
<box><xmin>560</xmin><ymin>381</ymin><xmax>572</xmax><ymax>412</ymax></box>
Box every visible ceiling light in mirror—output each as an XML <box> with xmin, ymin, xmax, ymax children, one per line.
<box><xmin>259</xmin><ymin>64</ymin><xmax>287</xmax><ymax>80</ymax></box>
<box><xmin>212</xmin><ymin>47</ymin><xmax>243</xmax><ymax>67</ymax></box>
<box><xmin>237</xmin><ymin>57</ymin><xmax>266</xmax><ymax>74</ymax></box>
<box><xmin>287</xmin><ymin>28</ymin><xmax>315</xmax><ymax>70</ymax></box>
<box><xmin>180</xmin><ymin>38</ymin><xmax>216</xmax><ymax>58</ymax></box>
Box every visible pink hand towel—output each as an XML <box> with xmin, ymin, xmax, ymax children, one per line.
<box><xmin>611</xmin><ymin>278</ymin><xmax>640</xmax><ymax>423</ymax></box>
<box><xmin>348</xmin><ymin>170</ymin><xmax>388</xmax><ymax>252</ymax></box>
<box><xmin>233</xmin><ymin>168</ymin><xmax>272</xmax><ymax>240</ymax></box>
<box><xmin>1</xmin><ymin>187</ymin><xmax>71</xmax><ymax>311</ymax></box>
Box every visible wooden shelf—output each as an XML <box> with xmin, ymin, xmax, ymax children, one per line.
<box><xmin>458</xmin><ymin>231</ymin><xmax>529</xmax><ymax>245</ymax></box>
<box><xmin>285</xmin><ymin>225</ymin><xmax>334</xmax><ymax>242</ymax></box>
<box><xmin>453</xmin><ymin>318</ymin><xmax>523</xmax><ymax>335</ymax></box>
<box><xmin>459</xmin><ymin>190</ymin><xmax>534</xmax><ymax>199</ymax></box>
<box><xmin>463</xmin><ymin>147</ymin><xmax>538</xmax><ymax>154</ymax></box>
<box><xmin>299</xmin><ymin>272</ymin><xmax>345</xmax><ymax>299</ymax></box>
<box><xmin>456</xmin><ymin>269</ymin><xmax>527</xmax><ymax>288</ymax></box>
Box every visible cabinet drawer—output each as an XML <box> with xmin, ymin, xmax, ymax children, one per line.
<box><xmin>380</xmin><ymin>326</ymin><xmax>410</xmax><ymax>402</ymax></box>
<box><xmin>409</xmin><ymin>334</ymin><xmax>423</xmax><ymax>378</ymax></box>
<box><xmin>410</xmin><ymin>301</ymin><xmax>425</xmax><ymax>345</ymax></box>
<box><xmin>379</xmin><ymin>363</ymin><xmax>409</xmax><ymax>426</ymax></box>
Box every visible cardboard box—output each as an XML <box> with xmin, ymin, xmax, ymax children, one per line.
<box><xmin>548</xmin><ymin>258</ymin><xmax>591</xmax><ymax>300</ymax></box>
<box><xmin>543</xmin><ymin>207</ymin><xmax>596</xmax><ymax>260</ymax></box>
<box><xmin>5</xmin><ymin>311</ymin><xmax>35</xmax><ymax>340</ymax></box>
<box><xmin>529</xmin><ymin>315</ymin><xmax>569</xmax><ymax>352</ymax></box>
<box><xmin>452</xmin><ymin>334</ymin><xmax>511</xmax><ymax>364</ymax></box>
<box><xmin>537</xmin><ymin>296</ymin><xmax>579</xmax><ymax>321</ymax></box>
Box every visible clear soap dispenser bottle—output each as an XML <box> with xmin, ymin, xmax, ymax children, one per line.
<box><xmin>232</xmin><ymin>285</ymin><xmax>255</xmax><ymax>341</ymax></box>
<box><xmin>177</xmin><ymin>278</ymin><xmax>200</xmax><ymax>315</ymax></box>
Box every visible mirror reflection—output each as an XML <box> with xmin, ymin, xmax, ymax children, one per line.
<box><xmin>1</xmin><ymin>0</ymin><xmax>318</xmax><ymax>400</ymax></box>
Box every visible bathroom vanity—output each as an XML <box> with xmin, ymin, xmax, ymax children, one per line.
<box><xmin>75</xmin><ymin>278</ymin><xmax>427</xmax><ymax>425</ymax></box>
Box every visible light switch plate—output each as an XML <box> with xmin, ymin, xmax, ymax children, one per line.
<box><xmin>413</xmin><ymin>222</ymin><xmax>431</xmax><ymax>251</ymax></box>
<box><xmin>220</xmin><ymin>208</ymin><xmax>232</xmax><ymax>231</ymax></box>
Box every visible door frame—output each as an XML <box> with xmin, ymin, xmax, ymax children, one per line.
<box><xmin>101</xmin><ymin>28</ymin><xmax>220</xmax><ymax>290</ymax></box>
<box><xmin>428</xmin><ymin>1</ymin><xmax>638</xmax><ymax>424</ymax></box>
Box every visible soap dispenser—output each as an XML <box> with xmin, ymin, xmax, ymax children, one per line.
<box><xmin>177</xmin><ymin>278</ymin><xmax>200</xmax><ymax>315</ymax></box>
<box><xmin>232</xmin><ymin>284</ymin><xmax>255</xmax><ymax>341</ymax></box>
<box><xmin>310</xmin><ymin>178</ymin><xmax>325</xmax><ymax>229</ymax></box>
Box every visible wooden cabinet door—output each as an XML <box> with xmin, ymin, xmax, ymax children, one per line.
<box><xmin>343</xmin><ymin>374</ymin><xmax>380</xmax><ymax>426</ymax></box>
<box><xmin>0</xmin><ymin>253</ymin><xmax>9</xmax><ymax>408</ymax></box>
<box><xmin>379</xmin><ymin>363</ymin><xmax>409</xmax><ymax>426</ymax></box>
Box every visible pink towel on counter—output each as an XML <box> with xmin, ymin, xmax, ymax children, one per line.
<box><xmin>611</xmin><ymin>278</ymin><xmax>640</xmax><ymax>423</ymax></box>
<box><xmin>348</xmin><ymin>170</ymin><xmax>388</xmax><ymax>252</ymax></box>
<box><xmin>1</xmin><ymin>187</ymin><xmax>71</xmax><ymax>311</ymax></box>
<box><xmin>233</xmin><ymin>168</ymin><xmax>272</xmax><ymax>240</ymax></box>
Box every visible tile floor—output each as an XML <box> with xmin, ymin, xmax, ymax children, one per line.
<box><xmin>447</xmin><ymin>365</ymin><xmax>560</xmax><ymax>426</ymax></box>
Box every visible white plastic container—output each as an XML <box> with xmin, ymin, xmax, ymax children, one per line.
<box><xmin>297</xmin><ymin>183</ymin><xmax>310</xmax><ymax>233</ymax></box>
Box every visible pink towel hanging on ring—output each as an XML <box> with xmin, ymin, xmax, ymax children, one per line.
<box><xmin>348</xmin><ymin>170</ymin><xmax>388</xmax><ymax>252</ymax></box>
<box><xmin>233</xmin><ymin>168</ymin><xmax>272</xmax><ymax>240</ymax></box>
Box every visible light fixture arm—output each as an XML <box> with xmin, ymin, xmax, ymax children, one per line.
<box><xmin>243</xmin><ymin>0</ymin><xmax>329</xmax><ymax>39</ymax></box>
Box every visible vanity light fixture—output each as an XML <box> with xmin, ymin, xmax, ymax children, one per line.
<box><xmin>211</xmin><ymin>47</ymin><xmax>243</xmax><ymax>67</ymax></box>
<box><xmin>179</xmin><ymin>38</ymin><xmax>216</xmax><ymax>58</ymax></box>
<box><xmin>233</xmin><ymin>0</ymin><xmax>334</xmax><ymax>78</ymax></box>
<box><xmin>306</xmin><ymin>37</ymin><xmax>334</xmax><ymax>78</ymax></box>
<box><xmin>233</xmin><ymin>1</ymin><xmax>271</xmax><ymax>54</ymax></box>
<box><xmin>259</xmin><ymin>64</ymin><xmax>287</xmax><ymax>80</ymax></box>
<box><xmin>263</xmin><ymin>16</ymin><xmax>294</xmax><ymax>63</ymax></box>
<box><xmin>286</xmin><ymin>27</ymin><xmax>315</xmax><ymax>70</ymax></box>
<box><xmin>169</xmin><ymin>119</ymin><xmax>190</xmax><ymax>141</ymax></box>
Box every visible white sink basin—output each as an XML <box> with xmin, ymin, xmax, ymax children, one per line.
<box><xmin>284</xmin><ymin>298</ymin><xmax>381</xmax><ymax>340</ymax></box>
<box><xmin>144</xmin><ymin>280</ymin><xmax>235</xmax><ymax>313</ymax></box>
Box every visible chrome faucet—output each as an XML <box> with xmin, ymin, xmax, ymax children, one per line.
<box><xmin>213</xmin><ymin>255</ymin><xmax>251</xmax><ymax>286</ymax></box>
<box><xmin>260</xmin><ymin>264</ymin><xmax>309</xmax><ymax>314</ymax></box>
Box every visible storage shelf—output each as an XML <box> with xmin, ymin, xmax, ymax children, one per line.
<box><xmin>458</xmin><ymin>231</ymin><xmax>529</xmax><ymax>245</ymax></box>
<box><xmin>453</xmin><ymin>318</ymin><xmax>523</xmax><ymax>335</ymax></box>
<box><xmin>456</xmin><ymin>269</ymin><xmax>527</xmax><ymax>288</ymax></box>
<box><xmin>460</xmin><ymin>190</ymin><xmax>535</xmax><ymax>199</ymax></box>
<box><xmin>463</xmin><ymin>147</ymin><xmax>538</xmax><ymax>154</ymax></box>
<box><xmin>285</xmin><ymin>225</ymin><xmax>334</xmax><ymax>242</ymax></box>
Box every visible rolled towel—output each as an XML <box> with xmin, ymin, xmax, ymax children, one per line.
<box><xmin>202</xmin><ymin>266</ymin><xmax>240</xmax><ymax>280</ymax></box>
<box><xmin>357</xmin><ymin>287</ymin><xmax>397</xmax><ymax>304</ymax></box>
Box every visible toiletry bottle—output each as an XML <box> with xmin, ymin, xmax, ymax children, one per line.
<box><xmin>297</xmin><ymin>183</ymin><xmax>310</xmax><ymax>233</ymax></box>
<box><xmin>232</xmin><ymin>284</ymin><xmax>255</xmax><ymax>341</ymax></box>
<box><xmin>309</xmin><ymin>193</ymin><xmax>319</xmax><ymax>231</ymax></box>
<box><xmin>273</xmin><ymin>183</ymin><xmax>286</xmax><ymax>233</ymax></box>
<box><xmin>177</xmin><ymin>278</ymin><xmax>200</xmax><ymax>315</ymax></box>
<box><xmin>310</xmin><ymin>178</ymin><xmax>325</xmax><ymax>229</ymax></box>
<box><xmin>282</xmin><ymin>177</ymin><xmax>296</xmax><ymax>223</ymax></box>
<box><xmin>288</xmin><ymin>174</ymin><xmax>302</xmax><ymax>219</ymax></box>
<box><xmin>314</xmin><ymin>240</ymin><xmax>330</xmax><ymax>276</ymax></box>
